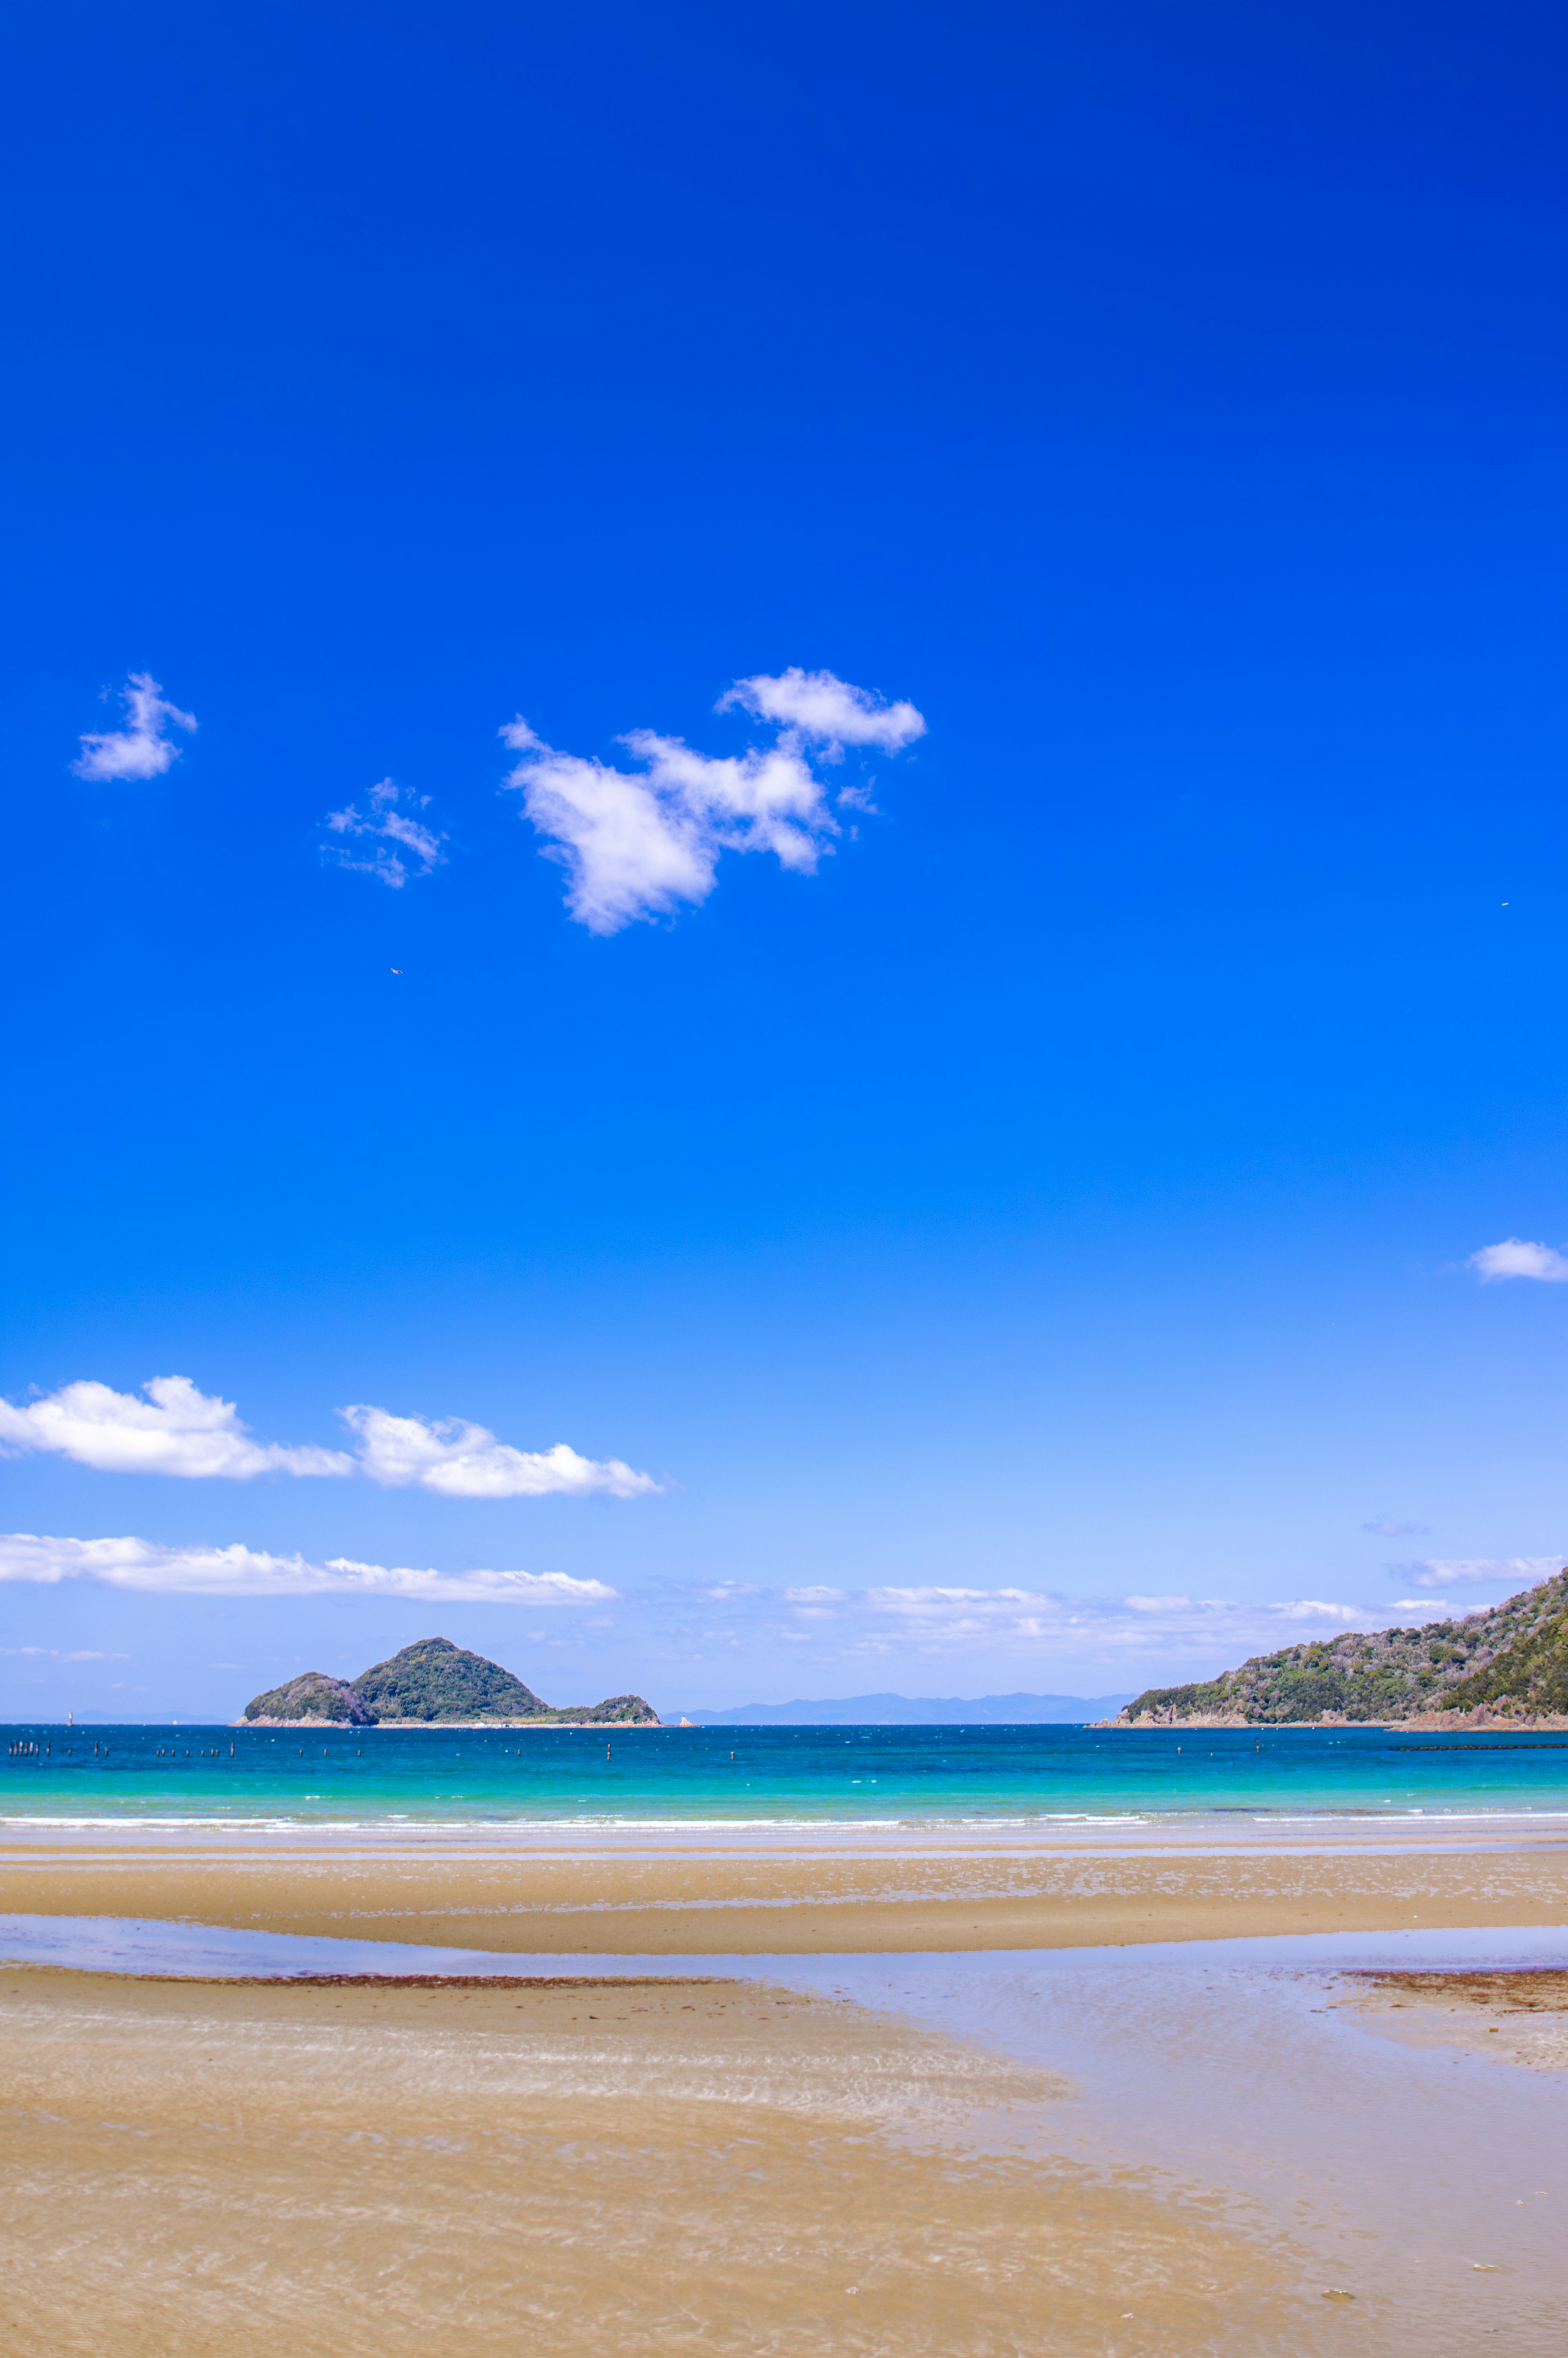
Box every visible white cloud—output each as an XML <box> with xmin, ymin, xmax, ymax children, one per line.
<box><xmin>0</xmin><ymin>1532</ymin><xmax>615</xmax><ymax>1604</ymax></box>
<box><xmin>788</xmin><ymin>1583</ymin><xmax>1413</xmax><ymax>1660</ymax></box>
<box><xmin>1468</xmin><ymin>1238</ymin><xmax>1568</xmax><ymax>1282</ymax></box>
<box><xmin>665</xmin><ymin>1567</ymin><xmax>1568</xmax><ymax>1681</ymax></box>
<box><xmin>0</xmin><ymin>1378</ymin><xmax>655</xmax><ymax>1502</ymax></box>
<box><xmin>1362</xmin><ymin>1519</ymin><xmax>1429</xmax><ymax>1536</ymax></box>
<box><xmin>323</xmin><ymin>778</ymin><xmax>444</xmax><ymax>887</ymax></box>
<box><xmin>499</xmin><ymin>721</ymin><xmax>827</xmax><ymax>935</ymax></box>
<box><xmin>1391</xmin><ymin>1555</ymin><xmax>1561</xmax><ymax>1590</ymax></box>
<box><xmin>717</xmin><ymin>668</ymin><xmax>926</xmax><ymax>755</ymax></box>
<box><xmin>339</xmin><ymin>1404</ymin><xmax>661</xmax><ymax>1500</ymax></box>
<box><xmin>500</xmin><ymin>667</ymin><xmax>923</xmax><ymax>934</ymax></box>
<box><xmin>74</xmin><ymin>673</ymin><xmax>197</xmax><ymax>782</ymax></box>
<box><xmin>1262</xmin><ymin>1598</ymin><xmax>1370</xmax><ymax>1623</ymax></box>
<box><xmin>0</xmin><ymin>1645</ymin><xmax>126</xmax><ymax>1659</ymax></box>
<box><xmin>867</xmin><ymin>1585</ymin><xmax>1052</xmax><ymax>1617</ymax></box>
<box><xmin>0</xmin><ymin>1377</ymin><xmax>353</xmax><ymax>1480</ymax></box>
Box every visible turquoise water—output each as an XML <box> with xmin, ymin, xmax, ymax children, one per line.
<box><xmin>3</xmin><ymin>1720</ymin><xmax>1567</xmax><ymax>1826</ymax></box>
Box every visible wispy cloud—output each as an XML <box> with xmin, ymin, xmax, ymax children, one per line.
<box><xmin>74</xmin><ymin>673</ymin><xmax>197</xmax><ymax>782</ymax></box>
<box><xmin>1468</xmin><ymin>1238</ymin><xmax>1568</xmax><ymax>1282</ymax></box>
<box><xmin>323</xmin><ymin>778</ymin><xmax>444</xmax><ymax>887</ymax></box>
<box><xmin>0</xmin><ymin>1644</ymin><xmax>127</xmax><ymax>1659</ymax></box>
<box><xmin>0</xmin><ymin>1377</ymin><xmax>352</xmax><ymax>1480</ymax></box>
<box><xmin>339</xmin><ymin>1405</ymin><xmax>662</xmax><ymax>1499</ymax></box>
<box><xmin>1389</xmin><ymin>1554</ymin><xmax>1562</xmax><ymax>1590</ymax></box>
<box><xmin>717</xmin><ymin>668</ymin><xmax>926</xmax><ymax>755</ymax></box>
<box><xmin>866</xmin><ymin>1584</ymin><xmax>1057</xmax><ymax>1620</ymax></box>
<box><xmin>863</xmin><ymin>1585</ymin><xmax>1374</xmax><ymax>1650</ymax></box>
<box><xmin>1363</xmin><ymin>1518</ymin><xmax>1430</xmax><ymax>1536</ymax></box>
<box><xmin>501</xmin><ymin>668</ymin><xmax>924</xmax><ymax>934</ymax></box>
<box><xmin>0</xmin><ymin>1532</ymin><xmax>615</xmax><ymax>1604</ymax></box>
<box><xmin>656</xmin><ymin>1581</ymin><xmax>1416</xmax><ymax>1669</ymax></box>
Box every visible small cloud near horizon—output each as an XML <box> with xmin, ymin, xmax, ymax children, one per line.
<box><xmin>0</xmin><ymin>1644</ymin><xmax>127</xmax><ymax>1659</ymax></box>
<box><xmin>683</xmin><ymin>1582</ymin><xmax>1410</xmax><ymax>1661</ymax></box>
<box><xmin>1386</xmin><ymin>1554</ymin><xmax>1562</xmax><ymax>1590</ymax></box>
<box><xmin>501</xmin><ymin>667</ymin><xmax>924</xmax><ymax>935</ymax></box>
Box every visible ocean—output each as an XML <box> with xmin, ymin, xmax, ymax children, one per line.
<box><xmin>4</xmin><ymin>1719</ymin><xmax>1566</xmax><ymax>1828</ymax></box>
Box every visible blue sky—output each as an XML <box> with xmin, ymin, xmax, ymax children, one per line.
<box><xmin>3</xmin><ymin>0</ymin><xmax>1568</xmax><ymax>1720</ymax></box>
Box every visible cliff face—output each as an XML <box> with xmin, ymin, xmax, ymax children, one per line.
<box><xmin>237</xmin><ymin>1638</ymin><xmax>661</xmax><ymax>1727</ymax></box>
<box><xmin>1115</xmin><ymin>1570</ymin><xmax>1568</xmax><ymax>1728</ymax></box>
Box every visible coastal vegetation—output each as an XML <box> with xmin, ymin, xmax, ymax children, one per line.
<box><xmin>1115</xmin><ymin>1568</ymin><xmax>1568</xmax><ymax>1727</ymax></box>
<box><xmin>239</xmin><ymin>1670</ymin><xmax>376</xmax><ymax>1726</ymax></box>
<box><xmin>241</xmin><ymin>1636</ymin><xmax>660</xmax><ymax>1726</ymax></box>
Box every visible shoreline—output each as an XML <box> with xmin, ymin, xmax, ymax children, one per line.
<box><xmin>19</xmin><ymin>1711</ymin><xmax>1568</xmax><ymax>1730</ymax></box>
<box><xmin>6</xmin><ymin>1805</ymin><xmax>1568</xmax><ymax>1837</ymax></box>
<box><xmin>234</xmin><ymin>1717</ymin><xmax>670</xmax><ymax>1730</ymax></box>
<box><xmin>1109</xmin><ymin>1711</ymin><xmax>1568</xmax><ymax>1732</ymax></box>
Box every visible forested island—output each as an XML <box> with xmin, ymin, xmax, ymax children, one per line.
<box><xmin>1114</xmin><ymin>1568</ymin><xmax>1568</xmax><ymax>1728</ymax></box>
<box><xmin>240</xmin><ymin>1636</ymin><xmax>660</xmax><ymax>1727</ymax></box>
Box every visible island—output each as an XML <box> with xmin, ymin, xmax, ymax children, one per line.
<box><xmin>239</xmin><ymin>1636</ymin><xmax>661</xmax><ymax>1727</ymax></box>
<box><xmin>1112</xmin><ymin>1566</ymin><xmax>1568</xmax><ymax>1728</ymax></box>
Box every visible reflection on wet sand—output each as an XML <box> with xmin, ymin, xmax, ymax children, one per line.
<box><xmin>1</xmin><ymin>1900</ymin><xmax>1564</xmax><ymax>2353</ymax></box>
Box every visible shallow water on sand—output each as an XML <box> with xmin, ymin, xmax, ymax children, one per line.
<box><xmin>817</xmin><ymin>1933</ymin><xmax>1567</xmax><ymax>2349</ymax></box>
<box><xmin>2</xmin><ymin>1914</ymin><xmax>1563</xmax><ymax>2351</ymax></box>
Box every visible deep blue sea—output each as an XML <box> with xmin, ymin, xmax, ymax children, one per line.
<box><xmin>3</xmin><ymin>1720</ymin><xmax>1566</xmax><ymax>1827</ymax></box>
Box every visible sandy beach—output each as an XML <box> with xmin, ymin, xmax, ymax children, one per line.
<box><xmin>2</xmin><ymin>1830</ymin><xmax>1564</xmax><ymax>2352</ymax></box>
<box><xmin>2</xmin><ymin>1938</ymin><xmax>1564</xmax><ymax>2356</ymax></box>
<box><xmin>0</xmin><ymin>1964</ymin><xmax>1307</xmax><ymax>2358</ymax></box>
<box><xmin>3</xmin><ymin>1824</ymin><xmax>1566</xmax><ymax>1951</ymax></box>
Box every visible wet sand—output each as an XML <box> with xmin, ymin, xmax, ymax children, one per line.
<box><xmin>4</xmin><ymin>1833</ymin><xmax>1564</xmax><ymax>2352</ymax></box>
<box><xmin>2</xmin><ymin>1830</ymin><xmax>1566</xmax><ymax>1951</ymax></box>
<box><xmin>0</xmin><ymin>1966</ymin><xmax>1311</xmax><ymax>2358</ymax></box>
<box><xmin>1341</xmin><ymin>1964</ymin><xmax>1568</xmax><ymax>2072</ymax></box>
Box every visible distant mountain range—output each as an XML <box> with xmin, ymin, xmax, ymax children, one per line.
<box><xmin>1116</xmin><ymin>1571</ymin><xmax>1568</xmax><ymax>1728</ymax></box>
<box><xmin>666</xmin><ymin>1691</ymin><xmax>1137</xmax><ymax>1727</ymax></box>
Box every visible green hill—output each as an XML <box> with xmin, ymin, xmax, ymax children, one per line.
<box><xmin>1115</xmin><ymin>1569</ymin><xmax>1568</xmax><ymax>1727</ymax></box>
<box><xmin>241</xmin><ymin>1636</ymin><xmax>660</xmax><ymax>1726</ymax></box>
<box><xmin>352</xmin><ymin>1637</ymin><xmax>547</xmax><ymax>1722</ymax></box>
<box><xmin>240</xmin><ymin>1670</ymin><xmax>376</xmax><ymax>1726</ymax></box>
